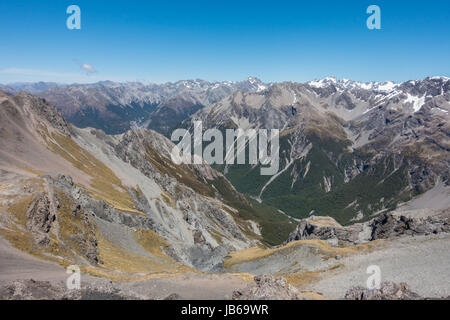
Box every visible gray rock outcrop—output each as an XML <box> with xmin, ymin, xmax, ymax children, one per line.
<box><xmin>285</xmin><ymin>209</ymin><xmax>450</xmax><ymax>246</ymax></box>
<box><xmin>344</xmin><ymin>282</ymin><xmax>422</xmax><ymax>300</ymax></box>
<box><xmin>232</xmin><ymin>275</ymin><xmax>305</xmax><ymax>300</ymax></box>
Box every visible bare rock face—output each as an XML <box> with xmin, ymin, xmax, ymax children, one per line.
<box><xmin>370</xmin><ymin>211</ymin><xmax>450</xmax><ymax>240</ymax></box>
<box><xmin>26</xmin><ymin>193</ymin><xmax>56</xmax><ymax>246</ymax></box>
<box><xmin>109</xmin><ymin>128</ymin><xmax>254</xmax><ymax>270</ymax></box>
<box><xmin>23</xmin><ymin>175</ymin><xmax>104</xmax><ymax>266</ymax></box>
<box><xmin>232</xmin><ymin>275</ymin><xmax>304</xmax><ymax>300</ymax></box>
<box><xmin>193</xmin><ymin>230</ymin><xmax>207</xmax><ymax>245</ymax></box>
<box><xmin>344</xmin><ymin>282</ymin><xmax>422</xmax><ymax>300</ymax></box>
<box><xmin>284</xmin><ymin>216</ymin><xmax>368</xmax><ymax>246</ymax></box>
<box><xmin>16</xmin><ymin>91</ymin><xmax>73</xmax><ymax>137</ymax></box>
<box><xmin>33</xmin><ymin>78</ymin><xmax>267</xmax><ymax>135</ymax></box>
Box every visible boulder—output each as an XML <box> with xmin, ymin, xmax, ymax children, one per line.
<box><xmin>232</xmin><ymin>275</ymin><xmax>305</xmax><ymax>300</ymax></box>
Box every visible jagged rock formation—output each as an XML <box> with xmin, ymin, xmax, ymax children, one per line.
<box><xmin>26</xmin><ymin>193</ymin><xmax>56</xmax><ymax>245</ymax></box>
<box><xmin>370</xmin><ymin>210</ymin><xmax>450</xmax><ymax>239</ymax></box>
<box><xmin>284</xmin><ymin>216</ymin><xmax>371</xmax><ymax>246</ymax></box>
<box><xmin>285</xmin><ymin>209</ymin><xmax>450</xmax><ymax>246</ymax></box>
<box><xmin>232</xmin><ymin>275</ymin><xmax>305</xmax><ymax>300</ymax></box>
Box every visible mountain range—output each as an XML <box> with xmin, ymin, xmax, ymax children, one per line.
<box><xmin>2</xmin><ymin>76</ymin><xmax>449</xmax><ymax>225</ymax></box>
<box><xmin>182</xmin><ymin>76</ymin><xmax>450</xmax><ymax>223</ymax></box>
<box><xmin>0</xmin><ymin>76</ymin><xmax>449</xmax><ymax>299</ymax></box>
<box><xmin>1</xmin><ymin>78</ymin><xmax>267</xmax><ymax>135</ymax></box>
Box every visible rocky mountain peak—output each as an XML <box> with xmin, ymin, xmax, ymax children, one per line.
<box><xmin>1</xmin><ymin>89</ymin><xmax>72</xmax><ymax>138</ymax></box>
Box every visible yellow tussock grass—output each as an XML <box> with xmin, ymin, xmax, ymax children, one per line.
<box><xmin>224</xmin><ymin>239</ymin><xmax>383</xmax><ymax>268</ymax></box>
<box><xmin>47</xmin><ymin>132</ymin><xmax>144</xmax><ymax>215</ymax></box>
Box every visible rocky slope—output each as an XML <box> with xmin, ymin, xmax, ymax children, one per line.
<box><xmin>0</xmin><ymin>89</ymin><xmax>279</xmax><ymax>276</ymax></box>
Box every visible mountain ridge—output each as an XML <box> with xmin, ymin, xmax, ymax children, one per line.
<box><xmin>3</xmin><ymin>77</ymin><xmax>267</xmax><ymax>135</ymax></box>
<box><xmin>3</xmin><ymin>76</ymin><xmax>447</xmax><ymax>135</ymax></box>
<box><xmin>180</xmin><ymin>76</ymin><xmax>450</xmax><ymax>224</ymax></box>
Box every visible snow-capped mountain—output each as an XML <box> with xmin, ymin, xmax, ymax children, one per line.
<box><xmin>308</xmin><ymin>77</ymin><xmax>398</xmax><ymax>91</ymax></box>
<box><xmin>187</xmin><ymin>77</ymin><xmax>449</xmax><ymax>129</ymax></box>
<box><xmin>181</xmin><ymin>76</ymin><xmax>450</xmax><ymax>224</ymax></box>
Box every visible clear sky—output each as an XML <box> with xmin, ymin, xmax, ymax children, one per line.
<box><xmin>1</xmin><ymin>0</ymin><xmax>449</xmax><ymax>84</ymax></box>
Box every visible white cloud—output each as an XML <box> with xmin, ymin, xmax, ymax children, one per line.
<box><xmin>81</xmin><ymin>64</ymin><xmax>96</xmax><ymax>74</ymax></box>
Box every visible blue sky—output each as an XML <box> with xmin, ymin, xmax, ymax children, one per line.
<box><xmin>1</xmin><ymin>0</ymin><xmax>449</xmax><ymax>84</ymax></box>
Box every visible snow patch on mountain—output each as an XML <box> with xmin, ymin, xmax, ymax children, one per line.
<box><xmin>308</xmin><ymin>77</ymin><xmax>399</xmax><ymax>93</ymax></box>
<box><xmin>405</xmin><ymin>93</ymin><xmax>426</xmax><ymax>112</ymax></box>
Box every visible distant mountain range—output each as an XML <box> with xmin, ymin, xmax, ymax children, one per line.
<box><xmin>1</xmin><ymin>78</ymin><xmax>268</xmax><ymax>135</ymax></box>
<box><xmin>5</xmin><ymin>81</ymin><xmax>63</xmax><ymax>93</ymax></box>
<box><xmin>2</xmin><ymin>76</ymin><xmax>449</xmax><ymax>224</ymax></box>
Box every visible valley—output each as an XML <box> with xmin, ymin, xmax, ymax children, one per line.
<box><xmin>0</xmin><ymin>76</ymin><xmax>449</xmax><ymax>300</ymax></box>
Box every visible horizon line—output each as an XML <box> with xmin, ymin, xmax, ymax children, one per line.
<box><xmin>2</xmin><ymin>75</ymin><xmax>450</xmax><ymax>87</ymax></box>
